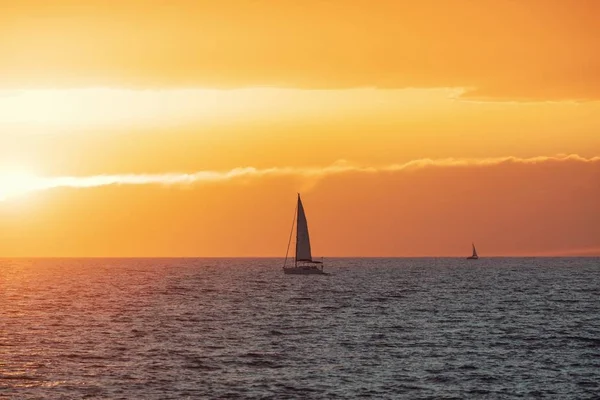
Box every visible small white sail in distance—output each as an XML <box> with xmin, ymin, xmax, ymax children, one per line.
<box><xmin>467</xmin><ymin>243</ymin><xmax>479</xmax><ymax>259</ymax></box>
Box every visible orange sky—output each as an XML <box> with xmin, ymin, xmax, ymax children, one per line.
<box><xmin>0</xmin><ymin>0</ymin><xmax>598</xmax><ymax>256</ymax></box>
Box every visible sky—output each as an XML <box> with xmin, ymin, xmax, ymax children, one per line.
<box><xmin>0</xmin><ymin>0</ymin><xmax>598</xmax><ymax>256</ymax></box>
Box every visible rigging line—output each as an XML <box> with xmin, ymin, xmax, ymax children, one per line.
<box><xmin>283</xmin><ymin>197</ymin><xmax>298</xmax><ymax>269</ymax></box>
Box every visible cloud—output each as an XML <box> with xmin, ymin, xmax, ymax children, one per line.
<box><xmin>2</xmin><ymin>154</ymin><xmax>598</xmax><ymax>201</ymax></box>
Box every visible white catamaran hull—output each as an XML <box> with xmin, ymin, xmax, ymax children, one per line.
<box><xmin>283</xmin><ymin>266</ymin><xmax>329</xmax><ymax>275</ymax></box>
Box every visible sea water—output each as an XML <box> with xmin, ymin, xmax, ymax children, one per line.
<box><xmin>1</xmin><ymin>257</ymin><xmax>599</xmax><ymax>399</ymax></box>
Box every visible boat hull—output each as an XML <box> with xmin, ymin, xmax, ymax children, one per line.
<box><xmin>466</xmin><ymin>256</ymin><xmax>479</xmax><ymax>260</ymax></box>
<box><xmin>283</xmin><ymin>266</ymin><xmax>329</xmax><ymax>275</ymax></box>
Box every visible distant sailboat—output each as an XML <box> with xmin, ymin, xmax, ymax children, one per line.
<box><xmin>283</xmin><ymin>194</ymin><xmax>328</xmax><ymax>275</ymax></box>
<box><xmin>467</xmin><ymin>243</ymin><xmax>479</xmax><ymax>260</ymax></box>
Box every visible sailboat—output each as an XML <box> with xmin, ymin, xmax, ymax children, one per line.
<box><xmin>467</xmin><ymin>243</ymin><xmax>479</xmax><ymax>260</ymax></box>
<box><xmin>283</xmin><ymin>194</ymin><xmax>328</xmax><ymax>275</ymax></box>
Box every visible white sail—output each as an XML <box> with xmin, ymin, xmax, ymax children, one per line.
<box><xmin>472</xmin><ymin>243</ymin><xmax>478</xmax><ymax>257</ymax></box>
<box><xmin>295</xmin><ymin>194</ymin><xmax>313</xmax><ymax>262</ymax></box>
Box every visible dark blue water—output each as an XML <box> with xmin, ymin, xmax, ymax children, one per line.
<box><xmin>1</xmin><ymin>258</ymin><xmax>599</xmax><ymax>399</ymax></box>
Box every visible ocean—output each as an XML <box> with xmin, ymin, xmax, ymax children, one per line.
<box><xmin>1</xmin><ymin>257</ymin><xmax>599</xmax><ymax>399</ymax></box>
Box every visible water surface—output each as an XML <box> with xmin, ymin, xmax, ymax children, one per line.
<box><xmin>1</xmin><ymin>258</ymin><xmax>599</xmax><ymax>398</ymax></box>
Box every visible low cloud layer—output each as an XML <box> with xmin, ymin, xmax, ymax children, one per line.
<box><xmin>3</xmin><ymin>154</ymin><xmax>598</xmax><ymax>200</ymax></box>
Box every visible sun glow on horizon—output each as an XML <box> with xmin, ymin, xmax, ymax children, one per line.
<box><xmin>0</xmin><ymin>169</ymin><xmax>41</xmax><ymax>201</ymax></box>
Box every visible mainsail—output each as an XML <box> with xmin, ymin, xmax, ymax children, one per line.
<box><xmin>295</xmin><ymin>194</ymin><xmax>313</xmax><ymax>262</ymax></box>
<box><xmin>472</xmin><ymin>243</ymin><xmax>478</xmax><ymax>258</ymax></box>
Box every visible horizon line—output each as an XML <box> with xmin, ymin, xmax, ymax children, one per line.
<box><xmin>1</xmin><ymin>255</ymin><xmax>598</xmax><ymax>259</ymax></box>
